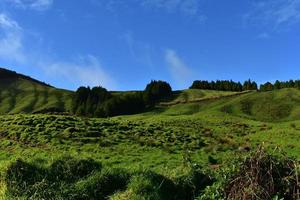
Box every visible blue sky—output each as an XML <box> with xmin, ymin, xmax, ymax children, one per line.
<box><xmin>0</xmin><ymin>0</ymin><xmax>300</xmax><ymax>91</ymax></box>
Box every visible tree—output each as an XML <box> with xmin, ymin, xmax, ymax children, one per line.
<box><xmin>101</xmin><ymin>92</ymin><xmax>145</xmax><ymax>117</ymax></box>
<box><xmin>72</xmin><ymin>86</ymin><xmax>111</xmax><ymax>116</ymax></box>
<box><xmin>72</xmin><ymin>86</ymin><xmax>91</xmax><ymax>114</ymax></box>
<box><xmin>144</xmin><ymin>80</ymin><xmax>172</xmax><ymax>106</ymax></box>
<box><xmin>243</xmin><ymin>79</ymin><xmax>257</xmax><ymax>91</ymax></box>
<box><xmin>260</xmin><ymin>82</ymin><xmax>274</xmax><ymax>91</ymax></box>
<box><xmin>295</xmin><ymin>80</ymin><xmax>300</xmax><ymax>89</ymax></box>
<box><xmin>190</xmin><ymin>80</ymin><xmax>245</xmax><ymax>92</ymax></box>
<box><xmin>274</xmin><ymin>80</ymin><xmax>281</xmax><ymax>90</ymax></box>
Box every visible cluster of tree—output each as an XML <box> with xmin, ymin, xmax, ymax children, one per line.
<box><xmin>143</xmin><ymin>80</ymin><xmax>172</xmax><ymax>105</ymax></box>
<box><xmin>260</xmin><ymin>80</ymin><xmax>300</xmax><ymax>91</ymax></box>
<box><xmin>72</xmin><ymin>80</ymin><xmax>172</xmax><ymax>117</ymax></box>
<box><xmin>99</xmin><ymin>92</ymin><xmax>145</xmax><ymax>117</ymax></box>
<box><xmin>242</xmin><ymin>79</ymin><xmax>258</xmax><ymax>91</ymax></box>
<box><xmin>189</xmin><ymin>79</ymin><xmax>257</xmax><ymax>91</ymax></box>
<box><xmin>72</xmin><ymin>86</ymin><xmax>112</xmax><ymax>116</ymax></box>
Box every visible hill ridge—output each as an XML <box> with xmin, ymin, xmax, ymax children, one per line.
<box><xmin>0</xmin><ymin>67</ymin><xmax>73</xmax><ymax>114</ymax></box>
<box><xmin>0</xmin><ymin>67</ymin><xmax>52</xmax><ymax>88</ymax></box>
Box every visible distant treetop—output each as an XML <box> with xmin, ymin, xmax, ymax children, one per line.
<box><xmin>190</xmin><ymin>80</ymin><xmax>256</xmax><ymax>92</ymax></box>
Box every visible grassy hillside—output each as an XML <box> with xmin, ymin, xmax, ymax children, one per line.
<box><xmin>0</xmin><ymin>68</ymin><xmax>299</xmax><ymax>199</ymax></box>
<box><xmin>217</xmin><ymin>88</ymin><xmax>300</xmax><ymax>122</ymax></box>
<box><xmin>0</xmin><ymin>105</ymin><xmax>299</xmax><ymax>199</ymax></box>
<box><xmin>0</xmin><ymin>69</ymin><xmax>73</xmax><ymax>114</ymax></box>
<box><xmin>151</xmin><ymin>88</ymin><xmax>300</xmax><ymax>122</ymax></box>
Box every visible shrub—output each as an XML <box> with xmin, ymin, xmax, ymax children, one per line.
<box><xmin>224</xmin><ymin>148</ymin><xmax>299</xmax><ymax>200</ymax></box>
<box><xmin>4</xmin><ymin>157</ymin><xmax>103</xmax><ymax>199</ymax></box>
<box><xmin>4</xmin><ymin>159</ymin><xmax>52</xmax><ymax>199</ymax></box>
<box><xmin>127</xmin><ymin>171</ymin><xmax>176</xmax><ymax>200</ymax></box>
<box><xmin>71</xmin><ymin>168</ymin><xmax>130</xmax><ymax>200</ymax></box>
<box><xmin>240</xmin><ymin>99</ymin><xmax>253</xmax><ymax>115</ymax></box>
<box><xmin>175</xmin><ymin>168</ymin><xmax>214</xmax><ymax>200</ymax></box>
<box><xmin>48</xmin><ymin>156</ymin><xmax>102</xmax><ymax>183</ymax></box>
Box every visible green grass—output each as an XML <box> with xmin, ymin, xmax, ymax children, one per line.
<box><xmin>217</xmin><ymin>88</ymin><xmax>300</xmax><ymax>122</ymax></box>
<box><xmin>160</xmin><ymin>89</ymin><xmax>244</xmax><ymax>106</ymax></box>
<box><xmin>0</xmin><ymin>78</ymin><xmax>73</xmax><ymax>114</ymax></box>
<box><xmin>0</xmin><ymin>78</ymin><xmax>299</xmax><ymax>199</ymax></box>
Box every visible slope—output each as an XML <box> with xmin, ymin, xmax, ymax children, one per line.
<box><xmin>0</xmin><ymin>68</ymin><xmax>73</xmax><ymax>114</ymax></box>
<box><xmin>218</xmin><ymin>88</ymin><xmax>300</xmax><ymax>122</ymax></box>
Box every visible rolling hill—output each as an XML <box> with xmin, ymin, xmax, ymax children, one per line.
<box><xmin>0</xmin><ymin>68</ymin><xmax>73</xmax><ymax>114</ymax></box>
<box><xmin>218</xmin><ymin>88</ymin><xmax>300</xmax><ymax>122</ymax></box>
<box><xmin>2</xmin><ymin>67</ymin><xmax>300</xmax><ymax>122</ymax></box>
<box><xmin>0</xmin><ymin>68</ymin><xmax>299</xmax><ymax>199</ymax></box>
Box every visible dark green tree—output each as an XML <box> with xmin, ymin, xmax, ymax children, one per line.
<box><xmin>260</xmin><ymin>82</ymin><xmax>274</xmax><ymax>91</ymax></box>
<box><xmin>144</xmin><ymin>80</ymin><xmax>172</xmax><ymax>106</ymax></box>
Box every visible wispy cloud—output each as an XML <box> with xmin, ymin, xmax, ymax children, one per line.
<box><xmin>0</xmin><ymin>14</ymin><xmax>117</xmax><ymax>90</ymax></box>
<box><xmin>123</xmin><ymin>31</ymin><xmax>153</xmax><ymax>67</ymax></box>
<box><xmin>0</xmin><ymin>13</ymin><xmax>25</xmax><ymax>63</ymax></box>
<box><xmin>257</xmin><ymin>32</ymin><xmax>270</xmax><ymax>39</ymax></box>
<box><xmin>5</xmin><ymin>0</ymin><xmax>53</xmax><ymax>11</ymax></box>
<box><xmin>140</xmin><ymin>0</ymin><xmax>206</xmax><ymax>20</ymax></box>
<box><xmin>43</xmin><ymin>55</ymin><xmax>117</xmax><ymax>90</ymax></box>
<box><xmin>165</xmin><ymin>49</ymin><xmax>193</xmax><ymax>88</ymax></box>
<box><xmin>245</xmin><ymin>0</ymin><xmax>300</xmax><ymax>30</ymax></box>
<box><xmin>91</xmin><ymin>0</ymin><xmax>206</xmax><ymax>21</ymax></box>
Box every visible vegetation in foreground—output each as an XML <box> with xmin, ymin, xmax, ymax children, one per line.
<box><xmin>0</xmin><ymin>68</ymin><xmax>299</xmax><ymax>199</ymax></box>
<box><xmin>1</xmin><ymin>148</ymin><xmax>299</xmax><ymax>199</ymax></box>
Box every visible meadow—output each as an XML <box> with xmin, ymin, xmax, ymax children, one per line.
<box><xmin>0</xmin><ymin>85</ymin><xmax>299</xmax><ymax>199</ymax></box>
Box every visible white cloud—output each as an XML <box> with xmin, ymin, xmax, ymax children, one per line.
<box><xmin>0</xmin><ymin>13</ymin><xmax>25</xmax><ymax>63</ymax></box>
<box><xmin>141</xmin><ymin>0</ymin><xmax>205</xmax><ymax>18</ymax></box>
<box><xmin>165</xmin><ymin>49</ymin><xmax>192</xmax><ymax>88</ymax></box>
<box><xmin>257</xmin><ymin>32</ymin><xmax>270</xmax><ymax>39</ymax></box>
<box><xmin>0</xmin><ymin>14</ymin><xmax>117</xmax><ymax>90</ymax></box>
<box><xmin>5</xmin><ymin>0</ymin><xmax>53</xmax><ymax>11</ymax></box>
<box><xmin>30</xmin><ymin>0</ymin><xmax>53</xmax><ymax>11</ymax></box>
<box><xmin>123</xmin><ymin>31</ymin><xmax>153</xmax><ymax>67</ymax></box>
<box><xmin>94</xmin><ymin>0</ymin><xmax>206</xmax><ymax>20</ymax></box>
<box><xmin>0</xmin><ymin>14</ymin><xmax>21</xmax><ymax>29</ymax></box>
<box><xmin>245</xmin><ymin>0</ymin><xmax>300</xmax><ymax>29</ymax></box>
<box><xmin>42</xmin><ymin>55</ymin><xmax>117</xmax><ymax>90</ymax></box>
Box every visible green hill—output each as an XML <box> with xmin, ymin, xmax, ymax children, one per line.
<box><xmin>147</xmin><ymin>88</ymin><xmax>300</xmax><ymax>122</ymax></box>
<box><xmin>0</xmin><ymin>68</ymin><xmax>73</xmax><ymax>114</ymax></box>
<box><xmin>160</xmin><ymin>89</ymin><xmax>246</xmax><ymax>105</ymax></box>
<box><xmin>0</xmin><ymin>68</ymin><xmax>299</xmax><ymax>199</ymax></box>
<box><xmin>217</xmin><ymin>88</ymin><xmax>300</xmax><ymax>122</ymax></box>
<box><xmin>2</xmin><ymin>67</ymin><xmax>300</xmax><ymax>123</ymax></box>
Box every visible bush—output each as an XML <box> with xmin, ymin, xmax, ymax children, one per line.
<box><xmin>4</xmin><ymin>157</ymin><xmax>103</xmax><ymax>199</ymax></box>
<box><xmin>224</xmin><ymin>148</ymin><xmax>299</xmax><ymax>200</ymax></box>
<box><xmin>126</xmin><ymin>171</ymin><xmax>177</xmax><ymax>200</ymax></box>
<box><xmin>118</xmin><ymin>167</ymin><xmax>213</xmax><ymax>200</ymax></box>
<box><xmin>240</xmin><ymin>99</ymin><xmax>253</xmax><ymax>115</ymax></box>
<box><xmin>48</xmin><ymin>156</ymin><xmax>102</xmax><ymax>183</ymax></box>
<box><xmin>175</xmin><ymin>168</ymin><xmax>214</xmax><ymax>200</ymax></box>
<box><xmin>71</xmin><ymin>168</ymin><xmax>130</xmax><ymax>200</ymax></box>
<box><xmin>5</xmin><ymin>159</ymin><xmax>47</xmax><ymax>198</ymax></box>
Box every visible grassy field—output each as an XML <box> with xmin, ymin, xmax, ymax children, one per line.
<box><xmin>0</xmin><ymin>78</ymin><xmax>73</xmax><ymax>114</ymax></box>
<box><xmin>0</xmin><ymin>87</ymin><xmax>299</xmax><ymax>199</ymax></box>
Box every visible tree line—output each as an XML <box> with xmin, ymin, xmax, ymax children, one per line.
<box><xmin>72</xmin><ymin>80</ymin><xmax>172</xmax><ymax>117</ymax></box>
<box><xmin>260</xmin><ymin>80</ymin><xmax>300</xmax><ymax>91</ymax></box>
<box><xmin>72</xmin><ymin>78</ymin><xmax>300</xmax><ymax>117</ymax></box>
<box><xmin>190</xmin><ymin>79</ymin><xmax>257</xmax><ymax>91</ymax></box>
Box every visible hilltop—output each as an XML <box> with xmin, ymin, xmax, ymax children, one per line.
<box><xmin>0</xmin><ymin>68</ymin><xmax>73</xmax><ymax>114</ymax></box>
